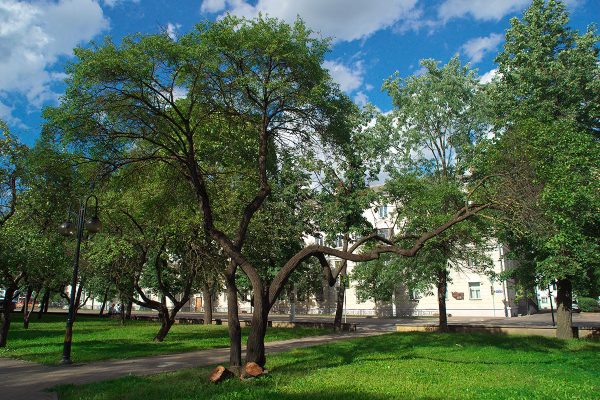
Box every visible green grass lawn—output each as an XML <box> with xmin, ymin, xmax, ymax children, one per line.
<box><xmin>0</xmin><ymin>314</ymin><xmax>327</xmax><ymax>365</ymax></box>
<box><xmin>55</xmin><ymin>332</ymin><xmax>600</xmax><ymax>400</ymax></box>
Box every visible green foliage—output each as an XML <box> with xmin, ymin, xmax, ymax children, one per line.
<box><xmin>481</xmin><ymin>0</ymin><xmax>600</xmax><ymax>293</ymax></box>
<box><xmin>0</xmin><ymin>215</ymin><xmax>55</xmax><ymax>285</ymax></box>
<box><xmin>352</xmin><ymin>253</ymin><xmax>431</xmax><ymax>303</ymax></box>
<box><xmin>83</xmin><ymin>160</ymin><xmax>219</xmax><ymax>311</ymax></box>
<box><xmin>479</xmin><ymin>119</ymin><xmax>599</xmax><ymax>289</ymax></box>
<box><xmin>382</xmin><ymin>55</ymin><xmax>488</xmax><ymax>177</ymax></box>
<box><xmin>43</xmin><ymin>15</ymin><xmax>356</xmax><ymax>328</ymax></box>
<box><xmin>315</xmin><ymin>105</ymin><xmax>380</xmax><ymax>240</ymax></box>
<box><xmin>0</xmin><ymin>124</ymin><xmax>74</xmax><ymax>294</ymax></box>
<box><xmin>354</xmin><ymin>57</ymin><xmax>493</xmax><ymax>305</ymax></box>
<box><xmin>44</xmin><ymin>14</ymin><xmax>346</xmax><ymax>177</ymax></box>
<box><xmin>244</xmin><ymin>155</ymin><xmax>313</xmax><ymax>284</ymax></box>
<box><xmin>492</xmin><ymin>0</ymin><xmax>599</xmax><ymax>132</ymax></box>
<box><xmin>0</xmin><ymin>119</ymin><xmax>25</xmax><ymax>227</ymax></box>
<box><xmin>56</xmin><ymin>333</ymin><xmax>600</xmax><ymax>400</ymax></box>
<box><xmin>576</xmin><ymin>297</ymin><xmax>598</xmax><ymax>312</ymax></box>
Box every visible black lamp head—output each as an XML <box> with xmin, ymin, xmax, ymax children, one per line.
<box><xmin>85</xmin><ymin>216</ymin><xmax>102</xmax><ymax>234</ymax></box>
<box><xmin>58</xmin><ymin>221</ymin><xmax>75</xmax><ymax>236</ymax></box>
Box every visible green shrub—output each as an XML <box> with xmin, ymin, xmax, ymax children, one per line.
<box><xmin>577</xmin><ymin>297</ymin><xmax>599</xmax><ymax>312</ymax></box>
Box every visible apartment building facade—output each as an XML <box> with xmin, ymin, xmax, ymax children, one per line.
<box><xmin>208</xmin><ymin>201</ymin><xmax>519</xmax><ymax>318</ymax></box>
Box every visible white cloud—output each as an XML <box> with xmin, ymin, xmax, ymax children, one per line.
<box><xmin>102</xmin><ymin>0</ymin><xmax>140</xmax><ymax>8</ymax></box>
<box><xmin>393</xmin><ymin>7</ymin><xmax>439</xmax><ymax>35</ymax></box>
<box><xmin>0</xmin><ymin>100</ymin><xmax>26</xmax><ymax>129</ymax></box>
<box><xmin>414</xmin><ymin>65</ymin><xmax>428</xmax><ymax>76</ymax></box>
<box><xmin>209</xmin><ymin>0</ymin><xmax>419</xmax><ymax>42</ymax></box>
<box><xmin>439</xmin><ymin>0</ymin><xmax>582</xmax><ymax>21</ymax></box>
<box><xmin>0</xmin><ymin>0</ymin><xmax>108</xmax><ymax>119</ymax></box>
<box><xmin>172</xmin><ymin>86</ymin><xmax>188</xmax><ymax>100</ymax></box>
<box><xmin>353</xmin><ymin>91</ymin><xmax>368</xmax><ymax>107</ymax></box>
<box><xmin>165</xmin><ymin>22</ymin><xmax>181</xmax><ymax>41</ymax></box>
<box><xmin>323</xmin><ymin>60</ymin><xmax>364</xmax><ymax>93</ymax></box>
<box><xmin>438</xmin><ymin>0</ymin><xmax>531</xmax><ymax>21</ymax></box>
<box><xmin>461</xmin><ymin>33</ymin><xmax>503</xmax><ymax>64</ymax></box>
<box><xmin>479</xmin><ymin>68</ymin><xmax>498</xmax><ymax>84</ymax></box>
<box><xmin>200</xmin><ymin>0</ymin><xmax>227</xmax><ymax>13</ymax></box>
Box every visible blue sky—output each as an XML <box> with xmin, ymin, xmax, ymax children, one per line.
<box><xmin>1</xmin><ymin>0</ymin><xmax>598</xmax><ymax>145</ymax></box>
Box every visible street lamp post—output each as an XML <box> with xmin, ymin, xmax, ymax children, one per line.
<box><xmin>58</xmin><ymin>195</ymin><xmax>101</xmax><ymax>365</ymax></box>
<box><xmin>548</xmin><ymin>283</ymin><xmax>556</xmax><ymax>327</ymax></box>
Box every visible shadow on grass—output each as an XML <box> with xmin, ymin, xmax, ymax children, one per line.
<box><xmin>52</xmin><ymin>332</ymin><xmax>600</xmax><ymax>400</ymax></box>
<box><xmin>55</xmin><ymin>380</ymin><xmax>395</xmax><ymax>400</ymax></box>
<box><xmin>269</xmin><ymin>332</ymin><xmax>577</xmax><ymax>376</ymax></box>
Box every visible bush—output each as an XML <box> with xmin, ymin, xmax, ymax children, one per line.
<box><xmin>577</xmin><ymin>297</ymin><xmax>599</xmax><ymax>312</ymax></box>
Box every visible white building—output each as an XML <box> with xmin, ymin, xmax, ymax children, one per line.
<box><xmin>210</xmin><ymin>201</ymin><xmax>519</xmax><ymax>318</ymax></box>
<box><xmin>536</xmin><ymin>284</ymin><xmax>557</xmax><ymax>311</ymax></box>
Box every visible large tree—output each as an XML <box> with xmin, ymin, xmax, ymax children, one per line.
<box><xmin>0</xmin><ymin>120</ymin><xmax>23</xmax><ymax>346</ymax></box>
<box><xmin>378</xmin><ymin>56</ymin><xmax>493</xmax><ymax>330</ymax></box>
<box><xmin>47</xmin><ymin>16</ymin><xmax>495</xmax><ymax>372</ymax></box>
<box><xmin>488</xmin><ymin>0</ymin><xmax>600</xmax><ymax>338</ymax></box>
<box><xmin>479</xmin><ymin>118</ymin><xmax>599</xmax><ymax>338</ymax></box>
<box><xmin>85</xmin><ymin>161</ymin><xmax>224</xmax><ymax>340</ymax></box>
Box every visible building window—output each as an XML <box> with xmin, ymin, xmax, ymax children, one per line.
<box><xmin>334</xmin><ymin>234</ymin><xmax>344</xmax><ymax>248</ymax></box>
<box><xmin>466</xmin><ymin>257</ymin><xmax>477</xmax><ymax>269</ymax></box>
<box><xmin>378</xmin><ymin>205</ymin><xmax>388</xmax><ymax>218</ymax></box>
<box><xmin>540</xmin><ymin>297</ymin><xmax>548</xmax><ymax>304</ymax></box>
<box><xmin>350</xmin><ymin>232</ymin><xmax>362</xmax><ymax>242</ymax></box>
<box><xmin>469</xmin><ymin>282</ymin><xmax>481</xmax><ymax>300</ymax></box>
<box><xmin>314</xmin><ymin>234</ymin><xmax>324</xmax><ymax>246</ymax></box>
<box><xmin>409</xmin><ymin>289</ymin><xmax>422</xmax><ymax>301</ymax></box>
<box><xmin>377</xmin><ymin>228</ymin><xmax>391</xmax><ymax>239</ymax></box>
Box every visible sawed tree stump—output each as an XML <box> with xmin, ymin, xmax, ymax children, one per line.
<box><xmin>209</xmin><ymin>365</ymin><xmax>233</xmax><ymax>383</ymax></box>
<box><xmin>243</xmin><ymin>362</ymin><xmax>265</xmax><ymax>378</ymax></box>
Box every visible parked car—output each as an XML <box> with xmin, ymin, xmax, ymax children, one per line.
<box><xmin>572</xmin><ymin>299</ymin><xmax>581</xmax><ymax>313</ymax></box>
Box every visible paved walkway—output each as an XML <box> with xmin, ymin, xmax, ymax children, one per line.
<box><xmin>0</xmin><ymin>330</ymin><xmax>386</xmax><ymax>400</ymax></box>
<box><xmin>392</xmin><ymin>312</ymin><xmax>600</xmax><ymax>328</ymax></box>
<box><xmin>62</xmin><ymin>309</ymin><xmax>600</xmax><ymax>328</ymax></box>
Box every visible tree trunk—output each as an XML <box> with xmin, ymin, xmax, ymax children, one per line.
<box><xmin>119</xmin><ymin>303</ymin><xmax>126</xmax><ymax>325</ymax></box>
<box><xmin>38</xmin><ymin>290</ymin><xmax>50</xmax><ymax>320</ymax></box>
<box><xmin>333</xmin><ymin>274</ymin><xmax>346</xmax><ymax>331</ymax></box>
<box><xmin>99</xmin><ymin>286</ymin><xmax>109</xmax><ymax>317</ymax></box>
<box><xmin>44</xmin><ymin>292</ymin><xmax>49</xmax><ymax>313</ymax></box>
<box><xmin>333</xmin><ymin>235</ymin><xmax>349</xmax><ymax>331</ymax></box>
<box><xmin>23</xmin><ymin>289</ymin><xmax>39</xmax><ymax>329</ymax></box>
<box><xmin>154</xmin><ymin>311</ymin><xmax>174</xmax><ymax>342</ymax></box>
<box><xmin>225</xmin><ymin>274</ymin><xmax>242</xmax><ymax>371</ymax></box>
<box><xmin>203</xmin><ymin>283</ymin><xmax>213</xmax><ymax>325</ymax></box>
<box><xmin>126</xmin><ymin>299</ymin><xmax>133</xmax><ymax>320</ymax></box>
<box><xmin>0</xmin><ymin>287</ymin><xmax>15</xmax><ymax>347</ymax></box>
<box><xmin>245</xmin><ymin>291</ymin><xmax>269</xmax><ymax>368</ymax></box>
<box><xmin>556</xmin><ymin>278</ymin><xmax>574</xmax><ymax>339</ymax></box>
<box><xmin>22</xmin><ymin>287</ymin><xmax>32</xmax><ymax>329</ymax></box>
<box><xmin>289</xmin><ymin>285</ymin><xmax>297</xmax><ymax>322</ymax></box>
<box><xmin>437</xmin><ymin>268</ymin><xmax>448</xmax><ymax>332</ymax></box>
